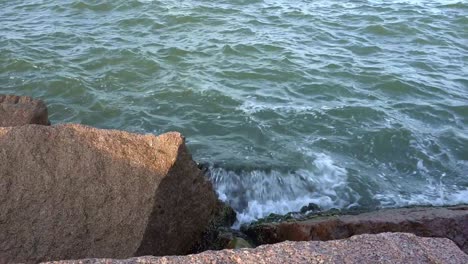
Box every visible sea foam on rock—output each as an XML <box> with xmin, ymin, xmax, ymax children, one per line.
<box><xmin>0</xmin><ymin>124</ymin><xmax>219</xmax><ymax>263</ymax></box>
<box><xmin>0</xmin><ymin>94</ymin><xmax>50</xmax><ymax>126</ymax></box>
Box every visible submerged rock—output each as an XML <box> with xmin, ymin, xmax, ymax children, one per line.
<box><xmin>299</xmin><ymin>203</ymin><xmax>321</xmax><ymax>214</ymax></box>
<box><xmin>244</xmin><ymin>205</ymin><xmax>468</xmax><ymax>253</ymax></box>
<box><xmin>0</xmin><ymin>94</ymin><xmax>49</xmax><ymax>126</ymax></box>
<box><xmin>0</xmin><ymin>124</ymin><xmax>218</xmax><ymax>263</ymax></box>
<box><xmin>42</xmin><ymin>233</ymin><xmax>468</xmax><ymax>264</ymax></box>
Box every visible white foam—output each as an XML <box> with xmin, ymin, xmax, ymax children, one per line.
<box><xmin>208</xmin><ymin>153</ymin><xmax>360</xmax><ymax>228</ymax></box>
<box><xmin>374</xmin><ymin>184</ymin><xmax>468</xmax><ymax>208</ymax></box>
<box><xmin>373</xmin><ymin>165</ymin><xmax>468</xmax><ymax>208</ymax></box>
<box><xmin>236</xmin><ymin>100</ymin><xmax>317</xmax><ymax>115</ymax></box>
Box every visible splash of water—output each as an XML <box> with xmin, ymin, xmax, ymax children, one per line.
<box><xmin>208</xmin><ymin>153</ymin><xmax>360</xmax><ymax>227</ymax></box>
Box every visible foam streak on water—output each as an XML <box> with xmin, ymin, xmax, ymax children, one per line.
<box><xmin>1</xmin><ymin>0</ymin><xmax>467</xmax><ymax>225</ymax></box>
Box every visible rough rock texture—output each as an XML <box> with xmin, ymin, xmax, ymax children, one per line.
<box><xmin>191</xmin><ymin>201</ymin><xmax>238</xmax><ymax>252</ymax></box>
<box><xmin>43</xmin><ymin>233</ymin><xmax>468</xmax><ymax>264</ymax></box>
<box><xmin>0</xmin><ymin>124</ymin><xmax>218</xmax><ymax>263</ymax></box>
<box><xmin>0</xmin><ymin>94</ymin><xmax>49</xmax><ymax>126</ymax></box>
<box><xmin>245</xmin><ymin>205</ymin><xmax>468</xmax><ymax>253</ymax></box>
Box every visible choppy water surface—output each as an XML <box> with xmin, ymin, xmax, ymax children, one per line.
<box><xmin>1</xmin><ymin>0</ymin><xmax>467</xmax><ymax>225</ymax></box>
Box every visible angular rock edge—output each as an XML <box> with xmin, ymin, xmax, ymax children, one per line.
<box><xmin>0</xmin><ymin>124</ymin><xmax>219</xmax><ymax>263</ymax></box>
<box><xmin>42</xmin><ymin>233</ymin><xmax>468</xmax><ymax>264</ymax></box>
<box><xmin>244</xmin><ymin>205</ymin><xmax>468</xmax><ymax>253</ymax></box>
<box><xmin>0</xmin><ymin>94</ymin><xmax>50</xmax><ymax>126</ymax></box>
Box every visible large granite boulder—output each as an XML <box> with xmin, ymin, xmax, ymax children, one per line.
<box><xmin>42</xmin><ymin>233</ymin><xmax>468</xmax><ymax>264</ymax></box>
<box><xmin>0</xmin><ymin>94</ymin><xmax>49</xmax><ymax>126</ymax></box>
<box><xmin>0</xmin><ymin>124</ymin><xmax>218</xmax><ymax>263</ymax></box>
<box><xmin>244</xmin><ymin>205</ymin><xmax>468</xmax><ymax>253</ymax></box>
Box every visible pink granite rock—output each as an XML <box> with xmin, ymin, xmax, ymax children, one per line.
<box><xmin>0</xmin><ymin>94</ymin><xmax>49</xmax><ymax>126</ymax></box>
<box><xmin>245</xmin><ymin>205</ymin><xmax>468</xmax><ymax>253</ymax></box>
<box><xmin>42</xmin><ymin>233</ymin><xmax>468</xmax><ymax>264</ymax></box>
<box><xmin>0</xmin><ymin>124</ymin><xmax>218</xmax><ymax>263</ymax></box>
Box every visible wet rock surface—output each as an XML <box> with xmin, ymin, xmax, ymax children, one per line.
<box><xmin>0</xmin><ymin>94</ymin><xmax>49</xmax><ymax>126</ymax></box>
<box><xmin>0</xmin><ymin>124</ymin><xmax>218</xmax><ymax>263</ymax></box>
<box><xmin>244</xmin><ymin>205</ymin><xmax>468</xmax><ymax>253</ymax></box>
<box><xmin>43</xmin><ymin>233</ymin><xmax>468</xmax><ymax>264</ymax></box>
<box><xmin>191</xmin><ymin>201</ymin><xmax>241</xmax><ymax>252</ymax></box>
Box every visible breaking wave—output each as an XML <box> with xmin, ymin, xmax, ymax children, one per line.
<box><xmin>208</xmin><ymin>153</ymin><xmax>360</xmax><ymax>227</ymax></box>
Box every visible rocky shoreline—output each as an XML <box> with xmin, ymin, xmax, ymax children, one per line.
<box><xmin>244</xmin><ymin>205</ymin><xmax>468</xmax><ymax>253</ymax></box>
<box><xmin>1</xmin><ymin>95</ymin><xmax>467</xmax><ymax>263</ymax></box>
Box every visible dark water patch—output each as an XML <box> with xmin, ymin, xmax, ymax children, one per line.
<box><xmin>71</xmin><ymin>1</ymin><xmax>115</xmax><ymax>12</ymax></box>
<box><xmin>362</xmin><ymin>24</ymin><xmax>397</xmax><ymax>36</ymax></box>
<box><xmin>117</xmin><ymin>17</ymin><xmax>161</xmax><ymax>28</ymax></box>
<box><xmin>393</xmin><ymin>103</ymin><xmax>459</xmax><ymax>128</ymax></box>
<box><xmin>372</xmin><ymin>79</ymin><xmax>440</xmax><ymax>99</ymax></box>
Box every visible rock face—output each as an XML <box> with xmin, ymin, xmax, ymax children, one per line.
<box><xmin>42</xmin><ymin>233</ymin><xmax>468</xmax><ymax>264</ymax></box>
<box><xmin>245</xmin><ymin>205</ymin><xmax>468</xmax><ymax>253</ymax></box>
<box><xmin>191</xmin><ymin>201</ymin><xmax>238</xmax><ymax>252</ymax></box>
<box><xmin>0</xmin><ymin>95</ymin><xmax>49</xmax><ymax>126</ymax></box>
<box><xmin>0</xmin><ymin>124</ymin><xmax>218</xmax><ymax>263</ymax></box>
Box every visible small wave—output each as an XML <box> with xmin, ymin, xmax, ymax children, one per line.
<box><xmin>71</xmin><ymin>1</ymin><xmax>114</xmax><ymax>12</ymax></box>
<box><xmin>438</xmin><ymin>2</ymin><xmax>468</xmax><ymax>9</ymax></box>
<box><xmin>362</xmin><ymin>25</ymin><xmax>397</xmax><ymax>36</ymax></box>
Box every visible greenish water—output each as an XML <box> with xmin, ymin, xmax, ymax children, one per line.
<box><xmin>1</xmin><ymin>0</ymin><xmax>467</xmax><ymax>225</ymax></box>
